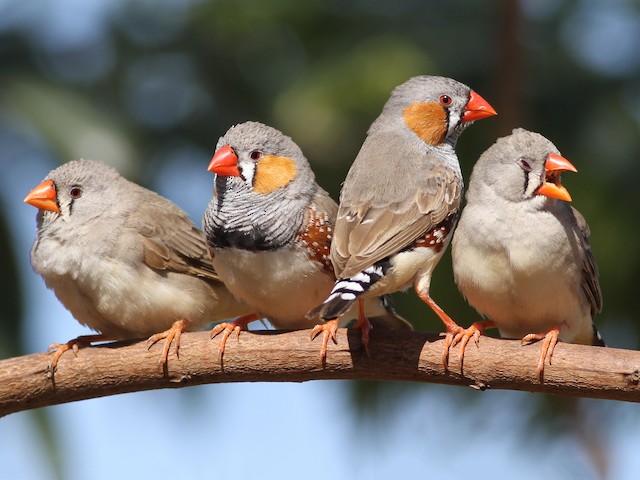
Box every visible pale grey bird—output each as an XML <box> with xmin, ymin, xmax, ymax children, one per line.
<box><xmin>451</xmin><ymin>128</ymin><xmax>604</xmax><ymax>381</ymax></box>
<box><xmin>24</xmin><ymin>159</ymin><xmax>250</xmax><ymax>373</ymax></box>
<box><xmin>311</xmin><ymin>75</ymin><xmax>496</xmax><ymax>368</ymax></box>
<box><xmin>202</xmin><ymin>121</ymin><xmax>412</xmax><ymax>362</ymax></box>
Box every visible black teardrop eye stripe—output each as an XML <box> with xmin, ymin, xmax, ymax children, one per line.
<box><xmin>239</xmin><ymin>166</ymin><xmax>248</xmax><ymax>184</ymax></box>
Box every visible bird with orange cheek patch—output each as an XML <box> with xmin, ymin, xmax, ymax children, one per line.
<box><xmin>310</xmin><ymin>75</ymin><xmax>497</xmax><ymax>370</ymax></box>
<box><xmin>452</xmin><ymin>128</ymin><xmax>604</xmax><ymax>382</ymax></box>
<box><xmin>24</xmin><ymin>160</ymin><xmax>251</xmax><ymax>375</ymax></box>
<box><xmin>202</xmin><ymin>121</ymin><xmax>412</xmax><ymax>363</ymax></box>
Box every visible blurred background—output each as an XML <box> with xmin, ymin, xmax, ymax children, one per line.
<box><xmin>1</xmin><ymin>0</ymin><xmax>639</xmax><ymax>478</ymax></box>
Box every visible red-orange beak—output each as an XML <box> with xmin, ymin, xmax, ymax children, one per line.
<box><xmin>208</xmin><ymin>145</ymin><xmax>240</xmax><ymax>177</ymax></box>
<box><xmin>534</xmin><ymin>153</ymin><xmax>577</xmax><ymax>202</ymax></box>
<box><xmin>462</xmin><ymin>90</ymin><xmax>497</xmax><ymax>122</ymax></box>
<box><xmin>24</xmin><ymin>179</ymin><xmax>60</xmax><ymax>213</ymax></box>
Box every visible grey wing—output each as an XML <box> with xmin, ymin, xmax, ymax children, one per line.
<box><xmin>572</xmin><ymin>206</ymin><xmax>603</xmax><ymax>315</ymax></box>
<box><xmin>331</xmin><ymin>133</ymin><xmax>462</xmax><ymax>278</ymax></box>
<box><xmin>131</xmin><ymin>191</ymin><xmax>220</xmax><ymax>282</ymax></box>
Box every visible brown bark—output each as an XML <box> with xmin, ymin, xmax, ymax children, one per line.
<box><xmin>1</xmin><ymin>328</ymin><xmax>639</xmax><ymax>417</ymax></box>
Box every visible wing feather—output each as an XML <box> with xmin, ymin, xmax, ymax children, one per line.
<box><xmin>331</xmin><ymin>132</ymin><xmax>462</xmax><ymax>278</ymax></box>
<box><xmin>128</xmin><ymin>187</ymin><xmax>220</xmax><ymax>282</ymax></box>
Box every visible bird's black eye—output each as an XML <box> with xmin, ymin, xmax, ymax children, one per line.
<box><xmin>439</xmin><ymin>95</ymin><xmax>452</xmax><ymax>107</ymax></box>
<box><xmin>69</xmin><ymin>186</ymin><xmax>82</xmax><ymax>199</ymax></box>
<box><xmin>517</xmin><ymin>158</ymin><xmax>532</xmax><ymax>172</ymax></box>
<box><xmin>249</xmin><ymin>151</ymin><xmax>262</xmax><ymax>161</ymax></box>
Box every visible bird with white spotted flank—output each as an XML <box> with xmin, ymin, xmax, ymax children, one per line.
<box><xmin>310</xmin><ymin>75</ymin><xmax>497</xmax><ymax>369</ymax></box>
<box><xmin>24</xmin><ymin>160</ymin><xmax>251</xmax><ymax>374</ymax></box>
<box><xmin>451</xmin><ymin>128</ymin><xmax>604</xmax><ymax>381</ymax></box>
<box><xmin>202</xmin><ymin>121</ymin><xmax>412</xmax><ymax>362</ymax></box>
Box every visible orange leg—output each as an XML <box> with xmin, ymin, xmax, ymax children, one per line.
<box><xmin>48</xmin><ymin>333</ymin><xmax>110</xmax><ymax>375</ymax></box>
<box><xmin>147</xmin><ymin>319</ymin><xmax>191</xmax><ymax>371</ymax></box>
<box><xmin>310</xmin><ymin>319</ymin><xmax>339</xmax><ymax>366</ymax></box>
<box><xmin>521</xmin><ymin>327</ymin><xmax>560</xmax><ymax>382</ymax></box>
<box><xmin>415</xmin><ymin>288</ymin><xmax>463</xmax><ymax>370</ymax></box>
<box><xmin>210</xmin><ymin>313</ymin><xmax>258</xmax><ymax>363</ymax></box>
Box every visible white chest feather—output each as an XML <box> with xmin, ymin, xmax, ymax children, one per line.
<box><xmin>452</xmin><ymin>205</ymin><xmax>592</xmax><ymax>343</ymax></box>
<box><xmin>212</xmin><ymin>247</ymin><xmax>335</xmax><ymax>328</ymax></box>
<box><xmin>32</xmin><ymin>234</ymin><xmax>245</xmax><ymax>339</ymax></box>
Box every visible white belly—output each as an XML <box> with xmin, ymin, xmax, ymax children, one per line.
<box><xmin>34</xmin><ymin>242</ymin><xmax>247</xmax><ymax>339</ymax></box>
<box><xmin>366</xmin><ymin>238</ymin><xmax>451</xmax><ymax>298</ymax></box>
<box><xmin>453</xmin><ymin>218</ymin><xmax>593</xmax><ymax>344</ymax></box>
<box><xmin>212</xmin><ymin>247</ymin><xmax>336</xmax><ymax>329</ymax></box>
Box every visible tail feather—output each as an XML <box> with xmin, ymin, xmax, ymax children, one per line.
<box><xmin>307</xmin><ymin>263</ymin><xmax>388</xmax><ymax>321</ymax></box>
<box><xmin>592</xmin><ymin>324</ymin><xmax>605</xmax><ymax>347</ymax></box>
<box><xmin>367</xmin><ymin>295</ymin><xmax>413</xmax><ymax>331</ymax></box>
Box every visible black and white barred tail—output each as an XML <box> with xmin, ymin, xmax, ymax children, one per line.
<box><xmin>309</xmin><ymin>262</ymin><xmax>388</xmax><ymax>321</ymax></box>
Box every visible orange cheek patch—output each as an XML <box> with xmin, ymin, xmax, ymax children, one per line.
<box><xmin>253</xmin><ymin>155</ymin><xmax>297</xmax><ymax>194</ymax></box>
<box><xmin>403</xmin><ymin>101</ymin><xmax>448</xmax><ymax>146</ymax></box>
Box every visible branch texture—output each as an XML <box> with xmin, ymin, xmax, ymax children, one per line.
<box><xmin>1</xmin><ymin>328</ymin><xmax>640</xmax><ymax>416</ymax></box>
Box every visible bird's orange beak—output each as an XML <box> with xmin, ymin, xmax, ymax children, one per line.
<box><xmin>24</xmin><ymin>179</ymin><xmax>60</xmax><ymax>213</ymax></box>
<box><xmin>208</xmin><ymin>145</ymin><xmax>241</xmax><ymax>177</ymax></box>
<box><xmin>534</xmin><ymin>153</ymin><xmax>577</xmax><ymax>202</ymax></box>
<box><xmin>462</xmin><ymin>90</ymin><xmax>497</xmax><ymax>122</ymax></box>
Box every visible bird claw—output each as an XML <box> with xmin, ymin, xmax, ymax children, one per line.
<box><xmin>441</xmin><ymin>326</ymin><xmax>464</xmax><ymax>370</ymax></box>
<box><xmin>521</xmin><ymin>327</ymin><xmax>560</xmax><ymax>382</ymax></box>
<box><xmin>210</xmin><ymin>313</ymin><xmax>257</xmax><ymax>365</ymax></box>
<box><xmin>46</xmin><ymin>334</ymin><xmax>108</xmax><ymax>377</ymax></box>
<box><xmin>310</xmin><ymin>319</ymin><xmax>339</xmax><ymax>366</ymax></box>
<box><xmin>147</xmin><ymin>319</ymin><xmax>190</xmax><ymax>372</ymax></box>
<box><xmin>210</xmin><ymin>322</ymin><xmax>243</xmax><ymax>362</ymax></box>
<box><xmin>444</xmin><ymin>320</ymin><xmax>495</xmax><ymax>372</ymax></box>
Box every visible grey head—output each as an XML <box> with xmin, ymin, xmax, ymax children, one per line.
<box><xmin>371</xmin><ymin>75</ymin><xmax>496</xmax><ymax>147</ymax></box>
<box><xmin>467</xmin><ymin>128</ymin><xmax>577</xmax><ymax>206</ymax></box>
<box><xmin>204</xmin><ymin>121</ymin><xmax>318</xmax><ymax>251</ymax></box>
<box><xmin>29</xmin><ymin>159</ymin><xmax>130</xmax><ymax>233</ymax></box>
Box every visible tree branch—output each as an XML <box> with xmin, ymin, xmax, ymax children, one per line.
<box><xmin>1</xmin><ymin>328</ymin><xmax>639</xmax><ymax>416</ymax></box>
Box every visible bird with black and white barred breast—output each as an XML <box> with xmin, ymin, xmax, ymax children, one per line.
<box><xmin>452</xmin><ymin>128</ymin><xmax>604</xmax><ymax>381</ymax></box>
<box><xmin>310</xmin><ymin>75</ymin><xmax>497</xmax><ymax>369</ymax></box>
<box><xmin>202</xmin><ymin>121</ymin><xmax>412</xmax><ymax>362</ymax></box>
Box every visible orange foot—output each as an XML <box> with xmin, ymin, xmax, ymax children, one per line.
<box><xmin>48</xmin><ymin>333</ymin><xmax>109</xmax><ymax>377</ymax></box>
<box><xmin>147</xmin><ymin>319</ymin><xmax>191</xmax><ymax>372</ymax></box>
<box><xmin>310</xmin><ymin>299</ymin><xmax>372</xmax><ymax>366</ymax></box>
<box><xmin>451</xmin><ymin>320</ymin><xmax>496</xmax><ymax>370</ymax></box>
<box><xmin>310</xmin><ymin>319</ymin><xmax>339</xmax><ymax>366</ymax></box>
<box><xmin>210</xmin><ymin>313</ymin><xmax>258</xmax><ymax>363</ymax></box>
<box><xmin>521</xmin><ymin>327</ymin><xmax>560</xmax><ymax>382</ymax></box>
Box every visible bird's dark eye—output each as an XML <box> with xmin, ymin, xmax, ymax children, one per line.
<box><xmin>69</xmin><ymin>186</ymin><xmax>82</xmax><ymax>199</ymax></box>
<box><xmin>249</xmin><ymin>151</ymin><xmax>262</xmax><ymax>161</ymax></box>
<box><xmin>439</xmin><ymin>95</ymin><xmax>452</xmax><ymax>107</ymax></box>
<box><xmin>517</xmin><ymin>158</ymin><xmax>532</xmax><ymax>172</ymax></box>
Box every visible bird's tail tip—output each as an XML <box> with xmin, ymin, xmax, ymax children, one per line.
<box><xmin>592</xmin><ymin>324</ymin><xmax>605</xmax><ymax>347</ymax></box>
<box><xmin>306</xmin><ymin>297</ymin><xmax>355</xmax><ymax>322</ymax></box>
<box><xmin>367</xmin><ymin>295</ymin><xmax>413</xmax><ymax>331</ymax></box>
